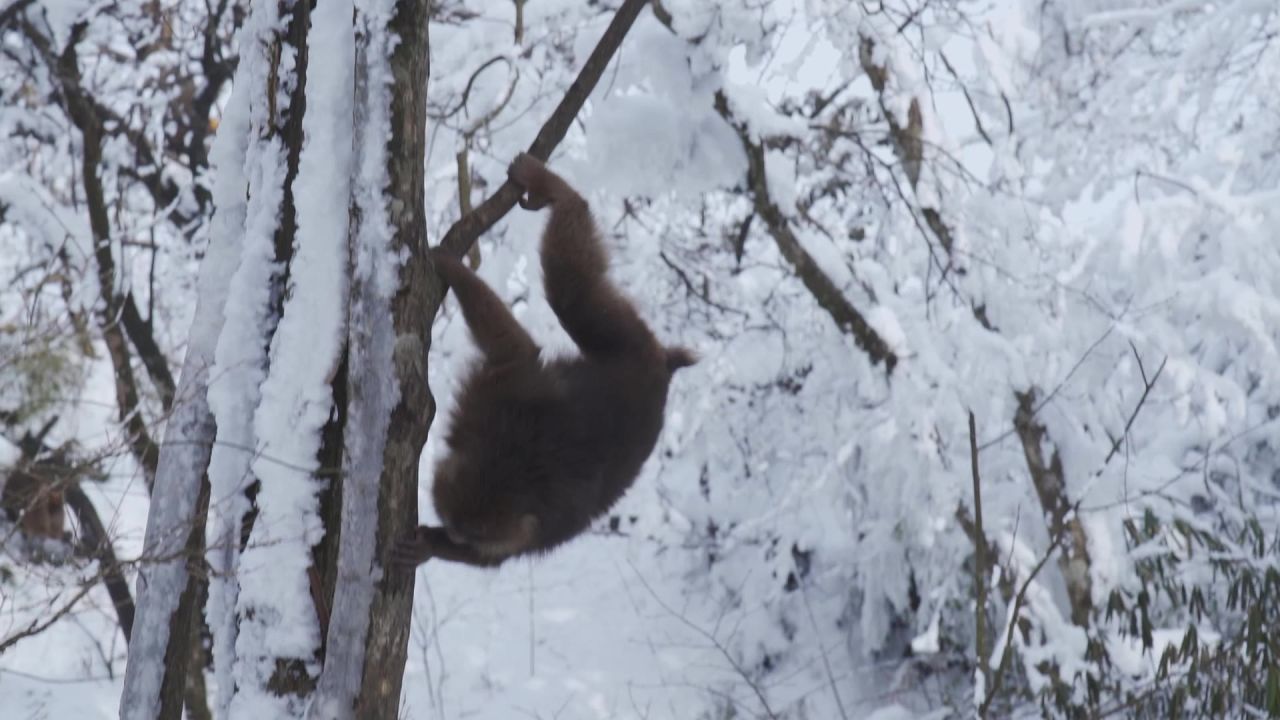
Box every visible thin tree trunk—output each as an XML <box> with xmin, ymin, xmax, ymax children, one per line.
<box><xmin>356</xmin><ymin>0</ymin><xmax>432</xmax><ymax>713</ymax></box>
<box><xmin>120</xmin><ymin>38</ymin><xmax>253</xmax><ymax>720</ymax></box>
<box><xmin>308</xmin><ymin>2</ymin><xmax>433</xmax><ymax>717</ymax></box>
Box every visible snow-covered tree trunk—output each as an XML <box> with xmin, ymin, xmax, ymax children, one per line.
<box><xmin>125</xmin><ymin>0</ymin><xmax>431</xmax><ymax>717</ymax></box>
<box><xmin>309</xmin><ymin>1</ymin><xmax>432</xmax><ymax>717</ymax></box>
<box><xmin>118</xmin><ymin>30</ymin><xmax>253</xmax><ymax>720</ymax></box>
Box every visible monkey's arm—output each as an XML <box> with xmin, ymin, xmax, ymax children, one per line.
<box><xmin>507</xmin><ymin>154</ymin><xmax>658</xmax><ymax>361</ymax></box>
<box><xmin>431</xmin><ymin>248</ymin><xmax>539</xmax><ymax>366</ymax></box>
<box><xmin>389</xmin><ymin>525</ymin><xmax>507</xmax><ymax>569</ymax></box>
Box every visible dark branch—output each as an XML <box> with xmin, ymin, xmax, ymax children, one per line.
<box><xmin>65</xmin><ymin>482</ymin><xmax>135</xmax><ymax>642</ymax></box>
<box><xmin>24</xmin><ymin>19</ymin><xmax>161</xmax><ymax>486</ymax></box>
<box><xmin>1101</xmin><ymin>344</ymin><xmax>1167</xmax><ymax>466</ymax></box>
<box><xmin>714</xmin><ymin>90</ymin><xmax>898</xmax><ymax>374</ymax></box>
<box><xmin>969</xmin><ymin>411</ymin><xmax>990</xmax><ymax>686</ymax></box>
<box><xmin>980</xmin><ymin>531</ymin><xmax>1065</xmax><ymax>716</ymax></box>
<box><xmin>0</xmin><ymin>0</ymin><xmax>35</xmax><ymax>29</ymax></box>
<box><xmin>437</xmin><ymin>0</ymin><xmax>650</xmax><ymax>258</ymax></box>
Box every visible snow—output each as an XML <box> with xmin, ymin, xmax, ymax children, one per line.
<box><xmin>201</xmin><ymin>3</ymin><xmax>294</xmax><ymax>717</ymax></box>
<box><xmin>114</xmin><ymin>17</ymin><xmax>255</xmax><ymax>720</ymax></box>
<box><xmin>231</xmin><ymin>0</ymin><xmax>356</xmax><ymax>710</ymax></box>
<box><xmin>307</xmin><ymin>2</ymin><xmax>398</xmax><ymax>717</ymax></box>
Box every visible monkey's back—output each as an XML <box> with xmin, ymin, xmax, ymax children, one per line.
<box><xmin>535</xmin><ymin>355</ymin><xmax>670</xmax><ymax>546</ymax></box>
<box><xmin>437</xmin><ymin>352</ymin><xmax>672</xmax><ymax>554</ymax></box>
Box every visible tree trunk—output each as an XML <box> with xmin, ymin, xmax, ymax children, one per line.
<box><xmin>119</xmin><ymin>13</ymin><xmax>254</xmax><ymax>718</ymax></box>
<box><xmin>358</xmin><ymin>0</ymin><xmax>433</xmax><ymax>714</ymax></box>
<box><xmin>117</xmin><ymin>275</ymin><xmax>222</xmax><ymax>720</ymax></box>
<box><xmin>308</xmin><ymin>2</ymin><xmax>433</xmax><ymax>717</ymax></box>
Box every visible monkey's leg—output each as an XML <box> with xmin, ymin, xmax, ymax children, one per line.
<box><xmin>431</xmin><ymin>248</ymin><xmax>539</xmax><ymax>365</ymax></box>
<box><xmin>389</xmin><ymin>525</ymin><xmax>506</xmax><ymax>569</ymax></box>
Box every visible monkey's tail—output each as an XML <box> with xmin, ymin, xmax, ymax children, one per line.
<box><xmin>665</xmin><ymin>346</ymin><xmax>697</xmax><ymax>373</ymax></box>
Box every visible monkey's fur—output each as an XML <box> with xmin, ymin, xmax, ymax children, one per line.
<box><xmin>1</xmin><ymin>469</ymin><xmax>66</xmax><ymax>541</ymax></box>
<box><xmin>391</xmin><ymin>153</ymin><xmax>694</xmax><ymax>569</ymax></box>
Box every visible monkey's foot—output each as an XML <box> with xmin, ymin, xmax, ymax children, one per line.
<box><xmin>388</xmin><ymin>526</ymin><xmax>435</xmax><ymax>569</ymax></box>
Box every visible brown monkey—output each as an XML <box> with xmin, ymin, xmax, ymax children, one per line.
<box><xmin>391</xmin><ymin>153</ymin><xmax>695</xmax><ymax>569</ymax></box>
<box><xmin>1</xmin><ymin>468</ymin><xmax>66</xmax><ymax>541</ymax></box>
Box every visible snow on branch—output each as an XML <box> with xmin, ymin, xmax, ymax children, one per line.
<box><xmin>713</xmin><ymin>91</ymin><xmax>899</xmax><ymax>374</ymax></box>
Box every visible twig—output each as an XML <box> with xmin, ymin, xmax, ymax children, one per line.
<box><xmin>1101</xmin><ymin>343</ymin><xmax>1167</xmax><ymax>465</ymax></box>
<box><xmin>938</xmin><ymin>50</ymin><xmax>993</xmax><ymax>146</ymax></box>
<box><xmin>979</xmin><ymin>325</ymin><xmax>1115</xmax><ymax>452</ymax></box>
<box><xmin>979</xmin><ymin>532</ymin><xmax>1065</xmax><ymax>716</ymax></box>
<box><xmin>429</xmin><ymin>55</ymin><xmax>513</xmax><ymax>121</ymax></box>
<box><xmin>628</xmin><ymin>561</ymin><xmax>780</xmax><ymax>719</ymax></box>
<box><xmin>0</xmin><ymin>582</ymin><xmax>97</xmax><ymax>654</ymax></box>
<box><xmin>969</xmin><ymin>411</ymin><xmax>990</xmax><ymax>699</ymax></box>
<box><xmin>798</xmin><ymin>579</ymin><xmax>849</xmax><ymax>720</ymax></box>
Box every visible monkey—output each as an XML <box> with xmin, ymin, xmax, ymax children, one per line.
<box><xmin>390</xmin><ymin>152</ymin><xmax>695</xmax><ymax>569</ymax></box>
<box><xmin>1</xmin><ymin>468</ymin><xmax>67</xmax><ymax>541</ymax></box>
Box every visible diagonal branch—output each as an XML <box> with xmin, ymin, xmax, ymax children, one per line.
<box><xmin>969</xmin><ymin>412</ymin><xmax>991</xmax><ymax>684</ymax></box>
<box><xmin>436</xmin><ymin>0</ymin><xmax>651</xmax><ymax>258</ymax></box>
<box><xmin>25</xmin><ymin>19</ymin><xmax>161</xmax><ymax>486</ymax></box>
<box><xmin>714</xmin><ymin>91</ymin><xmax>898</xmax><ymax>373</ymax></box>
<box><xmin>1101</xmin><ymin>343</ymin><xmax>1167</xmax><ymax>466</ymax></box>
<box><xmin>980</xmin><ymin>530</ymin><xmax>1065</xmax><ymax>716</ymax></box>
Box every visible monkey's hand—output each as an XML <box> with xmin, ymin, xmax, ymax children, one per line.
<box><xmin>388</xmin><ymin>526</ymin><xmax>436</xmax><ymax>569</ymax></box>
<box><xmin>507</xmin><ymin>152</ymin><xmax>555</xmax><ymax>210</ymax></box>
<box><xmin>428</xmin><ymin>246</ymin><xmax>464</xmax><ymax>278</ymax></box>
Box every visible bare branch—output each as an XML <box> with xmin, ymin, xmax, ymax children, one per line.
<box><xmin>24</xmin><ymin>20</ymin><xmax>161</xmax><ymax>487</ymax></box>
<box><xmin>969</xmin><ymin>411</ymin><xmax>990</xmax><ymax>691</ymax></box>
<box><xmin>1101</xmin><ymin>344</ymin><xmax>1167</xmax><ymax>465</ymax></box>
<box><xmin>437</xmin><ymin>0</ymin><xmax>651</xmax><ymax>258</ymax></box>
<box><xmin>980</xmin><ymin>532</ymin><xmax>1065</xmax><ymax>716</ymax></box>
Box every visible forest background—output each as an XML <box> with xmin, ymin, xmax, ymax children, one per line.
<box><xmin>1</xmin><ymin>1</ymin><xmax>1278</xmax><ymax>718</ymax></box>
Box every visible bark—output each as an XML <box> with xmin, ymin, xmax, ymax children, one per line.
<box><xmin>118</xmin><ymin>352</ymin><xmax>217</xmax><ymax>720</ymax></box>
<box><xmin>63</xmin><ymin>483</ymin><xmax>135</xmax><ymax>642</ymax></box>
<box><xmin>306</xmin><ymin>1</ymin><xmax>431</xmax><ymax>716</ymax></box>
<box><xmin>357</xmin><ymin>1</ymin><xmax>432</xmax><ymax>714</ymax></box>
<box><xmin>1014</xmin><ymin>389</ymin><xmax>1094</xmax><ymax>628</ymax></box>
<box><xmin>315</xmin><ymin>3</ymin><xmax>658</xmax><ymax>716</ymax></box>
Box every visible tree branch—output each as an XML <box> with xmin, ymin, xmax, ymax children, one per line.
<box><xmin>969</xmin><ymin>411</ymin><xmax>990</xmax><ymax>691</ymax></box>
<box><xmin>436</xmin><ymin>0</ymin><xmax>651</xmax><ymax>258</ymax></box>
<box><xmin>980</xmin><ymin>531</ymin><xmax>1064</xmax><ymax>716</ymax></box>
<box><xmin>714</xmin><ymin>90</ymin><xmax>899</xmax><ymax>373</ymax></box>
<box><xmin>64</xmin><ymin>481</ymin><xmax>135</xmax><ymax>642</ymax></box>
<box><xmin>25</xmin><ymin>20</ymin><xmax>161</xmax><ymax>487</ymax></box>
<box><xmin>4</xmin><ymin>426</ymin><xmax>136</xmax><ymax>648</ymax></box>
<box><xmin>1101</xmin><ymin>343</ymin><xmax>1167</xmax><ymax>466</ymax></box>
